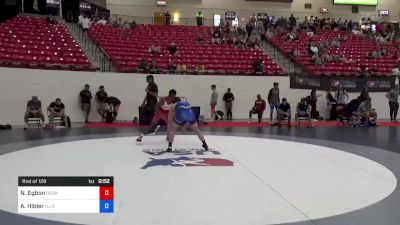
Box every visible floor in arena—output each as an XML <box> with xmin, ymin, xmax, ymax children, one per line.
<box><xmin>0</xmin><ymin>125</ymin><xmax>399</xmax><ymax>225</ymax></box>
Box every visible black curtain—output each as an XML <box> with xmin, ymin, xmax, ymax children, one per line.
<box><xmin>0</xmin><ymin>0</ymin><xmax>22</xmax><ymax>22</ymax></box>
<box><xmin>62</xmin><ymin>0</ymin><xmax>79</xmax><ymax>22</ymax></box>
<box><xmin>37</xmin><ymin>0</ymin><xmax>47</xmax><ymax>14</ymax></box>
<box><xmin>24</xmin><ymin>0</ymin><xmax>46</xmax><ymax>14</ymax></box>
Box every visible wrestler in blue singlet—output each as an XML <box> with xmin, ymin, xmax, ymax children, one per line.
<box><xmin>174</xmin><ymin>101</ymin><xmax>197</xmax><ymax>125</ymax></box>
<box><xmin>166</xmin><ymin>100</ymin><xmax>208</xmax><ymax>152</ymax></box>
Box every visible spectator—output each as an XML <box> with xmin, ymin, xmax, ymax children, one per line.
<box><xmin>277</xmin><ymin>98</ymin><xmax>291</xmax><ymax>127</ymax></box>
<box><xmin>95</xmin><ymin>85</ymin><xmax>108</xmax><ymax>120</ymax></box>
<box><xmin>295</xmin><ymin>97</ymin><xmax>312</xmax><ymax>127</ymax></box>
<box><xmin>167</xmin><ymin>60</ymin><xmax>177</xmax><ymax>73</ymax></box>
<box><xmin>292</xmin><ymin>47</ymin><xmax>301</xmax><ymax>59</ymax></box>
<box><xmin>197</xmin><ymin>36</ymin><xmax>205</xmax><ymax>44</ymax></box>
<box><xmin>249</xmin><ymin>36</ymin><xmax>261</xmax><ymax>49</ymax></box>
<box><xmin>254</xmin><ymin>58</ymin><xmax>264</xmax><ymax>74</ymax></box>
<box><xmin>335</xmin><ymin>84</ymin><xmax>349</xmax><ymax>106</ymax></box>
<box><xmin>265</xmin><ymin>28</ymin><xmax>274</xmax><ymax>39</ymax></box>
<box><xmin>80</xmin><ymin>84</ymin><xmax>92</xmax><ymax>123</ymax></box>
<box><xmin>47</xmin><ymin>98</ymin><xmax>68</xmax><ymax>126</ymax></box>
<box><xmin>142</xmin><ymin>75</ymin><xmax>158</xmax><ymax>115</ymax></box>
<box><xmin>376</xmin><ymin>34</ymin><xmax>385</xmax><ymax>43</ymax></box>
<box><xmin>306</xmin><ymin>29</ymin><xmax>314</xmax><ymax>37</ymax></box>
<box><xmin>138</xmin><ymin>59</ymin><xmax>149</xmax><ymax>72</ymax></box>
<box><xmin>348</xmin><ymin>20</ymin><xmax>354</xmax><ymax>31</ymax></box>
<box><xmin>313</xmin><ymin>52</ymin><xmax>323</xmax><ymax>67</ymax></box>
<box><xmin>246</xmin><ymin>22</ymin><xmax>253</xmax><ymax>37</ymax></box>
<box><xmin>309</xmin><ymin>87</ymin><xmax>322</xmax><ymax>120</ymax></box>
<box><xmin>104</xmin><ymin>96</ymin><xmax>121</xmax><ymax>122</ymax></box>
<box><xmin>386</xmin><ymin>84</ymin><xmax>399</xmax><ymax>122</ymax></box>
<box><xmin>323</xmin><ymin>52</ymin><xmax>332</xmax><ymax>64</ymax></box>
<box><xmin>148</xmin><ymin>43</ymin><xmax>161</xmax><ymax>55</ymax></box>
<box><xmin>326</xmin><ymin>88</ymin><xmax>337</xmax><ymax>121</ymax></box>
<box><xmin>176</xmin><ymin>63</ymin><xmax>187</xmax><ymax>74</ymax></box>
<box><xmin>24</xmin><ymin>96</ymin><xmax>45</xmax><ymax>124</ymax></box>
<box><xmin>195</xmin><ymin>63</ymin><xmax>206</xmax><ymax>74</ymax></box>
<box><xmin>309</xmin><ymin>43</ymin><xmax>319</xmax><ymax>56</ymax></box>
<box><xmin>210</xmin><ymin>84</ymin><xmax>218</xmax><ymax>120</ymax></box>
<box><xmin>359</xmin><ymin>86</ymin><xmax>369</xmax><ymax>102</ymax></box>
<box><xmin>352</xmin><ymin>27</ymin><xmax>361</xmax><ymax>36</ymax></box>
<box><xmin>168</xmin><ymin>42</ymin><xmax>179</xmax><ymax>56</ymax></box>
<box><xmin>288</xmin><ymin>31</ymin><xmax>298</xmax><ymax>41</ymax></box>
<box><xmin>359</xmin><ymin>64</ymin><xmax>370</xmax><ymax>77</ymax></box>
<box><xmin>301</xmin><ymin>16</ymin><xmax>309</xmax><ymax>29</ymax></box>
<box><xmin>81</xmin><ymin>15</ymin><xmax>91</xmax><ymax>31</ymax></box>
<box><xmin>165</xmin><ymin>11</ymin><xmax>171</xmax><ymax>25</ymax></box>
<box><xmin>212</xmin><ymin>29</ymin><xmax>222</xmax><ymax>44</ymax></box>
<box><xmin>149</xmin><ymin>60</ymin><xmax>158</xmax><ymax>74</ymax></box>
<box><xmin>331</xmin><ymin>37</ymin><xmax>341</xmax><ymax>48</ymax></box>
<box><xmin>196</xmin><ymin>11</ymin><xmax>204</xmax><ymax>26</ymax></box>
<box><xmin>268</xmin><ymin>82</ymin><xmax>280</xmax><ymax>121</ymax></box>
<box><xmin>112</xmin><ymin>18</ymin><xmax>121</xmax><ymax>28</ymax></box>
<box><xmin>96</xmin><ymin>17</ymin><xmax>107</xmax><ymax>25</ymax></box>
<box><xmin>130</xmin><ymin>20</ymin><xmax>137</xmax><ymax>28</ymax></box>
<box><xmin>78</xmin><ymin>13</ymin><xmax>84</xmax><ymax>26</ymax></box>
<box><xmin>289</xmin><ymin>14</ymin><xmax>296</xmax><ymax>28</ymax></box>
<box><xmin>355</xmin><ymin>97</ymin><xmax>378</xmax><ymax>126</ymax></box>
<box><xmin>250</xmin><ymin>13</ymin><xmax>257</xmax><ymax>26</ymax></box>
<box><xmin>309</xmin><ymin>16</ymin><xmax>315</xmax><ymax>24</ymax></box>
<box><xmin>249</xmin><ymin>94</ymin><xmax>266</xmax><ymax>123</ymax></box>
<box><xmin>319</xmin><ymin>39</ymin><xmax>329</xmax><ymax>50</ymax></box>
<box><xmin>122</xmin><ymin>20</ymin><xmax>130</xmax><ymax>29</ymax></box>
<box><xmin>223</xmin><ymin>88</ymin><xmax>235</xmax><ymax>120</ymax></box>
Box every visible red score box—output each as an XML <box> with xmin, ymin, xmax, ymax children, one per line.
<box><xmin>100</xmin><ymin>186</ymin><xmax>114</xmax><ymax>200</ymax></box>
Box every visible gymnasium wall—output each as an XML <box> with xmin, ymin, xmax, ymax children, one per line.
<box><xmin>0</xmin><ymin>68</ymin><xmax>392</xmax><ymax>125</ymax></box>
<box><xmin>106</xmin><ymin>0</ymin><xmax>400</xmax><ymax>22</ymax></box>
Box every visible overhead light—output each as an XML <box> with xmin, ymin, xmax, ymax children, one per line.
<box><xmin>156</xmin><ymin>0</ymin><xmax>167</xmax><ymax>6</ymax></box>
<box><xmin>320</xmin><ymin>7</ymin><xmax>329</xmax><ymax>13</ymax></box>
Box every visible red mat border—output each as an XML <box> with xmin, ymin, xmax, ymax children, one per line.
<box><xmin>84</xmin><ymin>121</ymin><xmax>400</xmax><ymax>128</ymax></box>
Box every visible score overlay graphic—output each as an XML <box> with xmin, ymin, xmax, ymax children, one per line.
<box><xmin>18</xmin><ymin>176</ymin><xmax>114</xmax><ymax>213</ymax></box>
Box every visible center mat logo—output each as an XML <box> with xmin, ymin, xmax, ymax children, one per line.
<box><xmin>141</xmin><ymin>149</ymin><xmax>234</xmax><ymax>169</ymax></box>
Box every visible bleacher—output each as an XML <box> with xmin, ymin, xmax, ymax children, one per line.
<box><xmin>0</xmin><ymin>16</ymin><xmax>92</xmax><ymax>71</ymax></box>
<box><xmin>270</xmin><ymin>30</ymin><xmax>398</xmax><ymax>76</ymax></box>
<box><xmin>89</xmin><ymin>24</ymin><xmax>284</xmax><ymax>75</ymax></box>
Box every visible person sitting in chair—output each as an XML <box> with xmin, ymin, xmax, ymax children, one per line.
<box><xmin>47</xmin><ymin>98</ymin><xmax>68</xmax><ymax>126</ymax></box>
<box><xmin>24</xmin><ymin>96</ymin><xmax>45</xmax><ymax>124</ymax></box>
<box><xmin>295</xmin><ymin>97</ymin><xmax>312</xmax><ymax>127</ymax></box>
<box><xmin>277</xmin><ymin>98</ymin><xmax>291</xmax><ymax>127</ymax></box>
<box><xmin>354</xmin><ymin>97</ymin><xmax>378</xmax><ymax>126</ymax></box>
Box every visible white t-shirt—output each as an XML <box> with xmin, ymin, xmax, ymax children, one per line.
<box><xmin>78</xmin><ymin>15</ymin><xmax>84</xmax><ymax>24</ymax></box>
<box><xmin>82</xmin><ymin>18</ymin><xmax>90</xmax><ymax>29</ymax></box>
<box><xmin>96</xmin><ymin>19</ymin><xmax>107</xmax><ymax>25</ymax></box>
<box><xmin>311</xmin><ymin>46</ymin><xmax>318</xmax><ymax>54</ymax></box>
<box><xmin>392</xmin><ymin>68</ymin><xmax>399</xmax><ymax>75</ymax></box>
<box><xmin>352</xmin><ymin>29</ymin><xmax>361</xmax><ymax>35</ymax></box>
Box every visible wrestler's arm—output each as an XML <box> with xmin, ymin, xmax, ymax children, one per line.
<box><xmin>155</xmin><ymin>97</ymin><xmax>166</xmax><ymax>111</ymax></box>
<box><xmin>167</xmin><ymin>104</ymin><xmax>176</xmax><ymax>131</ymax></box>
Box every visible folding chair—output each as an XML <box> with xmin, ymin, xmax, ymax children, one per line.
<box><xmin>47</xmin><ymin>111</ymin><xmax>64</xmax><ymax>127</ymax></box>
<box><xmin>26</xmin><ymin>118</ymin><xmax>42</xmax><ymax>128</ymax></box>
<box><xmin>297</xmin><ymin>117</ymin><xmax>311</xmax><ymax>127</ymax></box>
<box><xmin>278</xmin><ymin>114</ymin><xmax>291</xmax><ymax>127</ymax></box>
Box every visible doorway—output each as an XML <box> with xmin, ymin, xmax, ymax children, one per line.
<box><xmin>154</xmin><ymin>12</ymin><xmax>165</xmax><ymax>25</ymax></box>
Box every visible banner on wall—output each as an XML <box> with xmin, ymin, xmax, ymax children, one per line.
<box><xmin>225</xmin><ymin>11</ymin><xmax>236</xmax><ymax>20</ymax></box>
<box><xmin>290</xmin><ymin>74</ymin><xmax>396</xmax><ymax>92</ymax></box>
